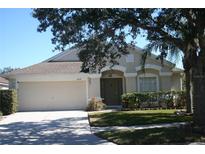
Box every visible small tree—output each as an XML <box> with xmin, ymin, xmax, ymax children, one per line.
<box><xmin>0</xmin><ymin>67</ymin><xmax>19</xmax><ymax>74</ymax></box>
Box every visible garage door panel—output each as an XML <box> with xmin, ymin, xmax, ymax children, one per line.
<box><xmin>18</xmin><ymin>81</ymin><xmax>87</xmax><ymax>111</ymax></box>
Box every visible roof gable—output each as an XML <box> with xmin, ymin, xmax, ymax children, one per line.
<box><xmin>44</xmin><ymin>48</ymin><xmax>80</xmax><ymax>62</ymax></box>
<box><xmin>4</xmin><ymin>45</ymin><xmax>183</xmax><ymax>77</ymax></box>
<box><xmin>45</xmin><ymin>45</ymin><xmax>176</xmax><ymax>68</ymax></box>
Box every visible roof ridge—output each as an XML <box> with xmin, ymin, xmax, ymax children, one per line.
<box><xmin>128</xmin><ymin>45</ymin><xmax>176</xmax><ymax>68</ymax></box>
<box><xmin>4</xmin><ymin>62</ymin><xmax>83</xmax><ymax>77</ymax></box>
<box><xmin>43</xmin><ymin>48</ymin><xmax>79</xmax><ymax>62</ymax></box>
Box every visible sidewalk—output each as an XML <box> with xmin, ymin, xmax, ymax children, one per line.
<box><xmin>91</xmin><ymin>122</ymin><xmax>189</xmax><ymax>133</ymax></box>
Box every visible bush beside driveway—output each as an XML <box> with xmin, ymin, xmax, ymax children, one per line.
<box><xmin>0</xmin><ymin>90</ymin><xmax>17</xmax><ymax>115</ymax></box>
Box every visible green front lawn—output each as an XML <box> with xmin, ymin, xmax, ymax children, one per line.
<box><xmin>89</xmin><ymin>109</ymin><xmax>192</xmax><ymax>126</ymax></box>
<box><xmin>96</xmin><ymin>127</ymin><xmax>205</xmax><ymax>144</ymax></box>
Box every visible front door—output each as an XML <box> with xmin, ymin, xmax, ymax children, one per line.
<box><xmin>100</xmin><ymin>78</ymin><xmax>123</xmax><ymax>105</ymax></box>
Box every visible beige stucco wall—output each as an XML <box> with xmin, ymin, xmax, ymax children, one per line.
<box><xmin>95</xmin><ymin>48</ymin><xmax>183</xmax><ymax>97</ymax></box>
<box><xmin>118</xmin><ymin>48</ymin><xmax>143</xmax><ymax>73</ymax></box>
<box><xmin>88</xmin><ymin>78</ymin><xmax>101</xmax><ymax>98</ymax></box>
<box><xmin>6</xmin><ymin>47</ymin><xmax>183</xmax><ymax>111</ymax></box>
<box><xmin>117</xmin><ymin>47</ymin><xmax>174</xmax><ymax>73</ymax></box>
<box><xmin>125</xmin><ymin>77</ymin><xmax>137</xmax><ymax>92</ymax></box>
<box><xmin>125</xmin><ymin>69</ymin><xmax>182</xmax><ymax>92</ymax></box>
<box><xmin>137</xmin><ymin>69</ymin><xmax>159</xmax><ymax>76</ymax></box>
<box><xmin>171</xmin><ymin>73</ymin><xmax>182</xmax><ymax>90</ymax></box>
<box><xmin>160</xmin><ymin>76</ymin><xmax>172</xmax><ymax>91</ymax></box>
<box><xmin>18</xmin><ymin>81</ymin><xmax>87</xmax><ymax>111</ymax></box>
<box><xmin>9</xmin><ymin>79</ymin><xmax>17</xmax><ymax>89</ymax></box>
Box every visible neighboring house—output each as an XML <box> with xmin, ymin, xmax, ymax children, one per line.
<box><xmin>4</xmin><ymin>46</ymin><xmax>183</xmax><ymax>111</ymax></box>
<box><xmin>0</xmin><ymin>77</ymin><xmax>9</xmax><ymax>90</ymax></box>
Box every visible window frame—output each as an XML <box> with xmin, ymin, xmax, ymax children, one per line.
<box><xmin>137</xmin><ymin>73</ymin><xmax>159</xmax><ymax>92</ymax></box>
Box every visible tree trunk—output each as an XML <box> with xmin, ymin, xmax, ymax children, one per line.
<box><xmin>192</xmin><ymin>56</ymin><xmax>205</xmax><ymax>126</ymax></box>
<box><xmin>185</xmin><ymin>70</ymin><xmax>193</xmax><ymax>113</ymax></box>
<box><xmin>183</xmin><ymin>55</ymin><xmax>193</xmax><ymax>113</ymax></box>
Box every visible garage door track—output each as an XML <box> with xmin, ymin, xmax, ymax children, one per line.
<box><xmin>0</xmin><ymin>111</ymin><xmax>114</xmax><ymax>145</ymax></box>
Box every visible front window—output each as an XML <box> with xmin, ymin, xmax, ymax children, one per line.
<box><xmin>139</xmin><ymin>77</ymin><xmax>157</xmax><ymax>92</ymax></box>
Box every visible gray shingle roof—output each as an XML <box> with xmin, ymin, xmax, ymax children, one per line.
<box><xmin>5</xmin><ymin>62</ymin><xmax>82</xmax><ymax>76</ymax></box>
<box><xmin>45</xmin><ymin>48</ymin><xmax>80</xmax><ymax>62</ymax></box>
<box><xmin>0</xmin><ymin>77</ymin><xmax>8</xmax><ymax>84</ymax></box>
<box><xmin>4</xmin><ymin>46</ymin><xmax>183</xmax><ymax>77</ymax></box>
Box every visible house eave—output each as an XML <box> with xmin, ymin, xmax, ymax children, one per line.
<box><xmin>9</xmin><ymin>73</ymin><xmax>89</xmax><ymax>82</ymax></box>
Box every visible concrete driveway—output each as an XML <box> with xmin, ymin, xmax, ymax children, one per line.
<box><xmin>0</xmin><ymin>111</ymin><xmax>114</xmax><ymax>145</ymax></box>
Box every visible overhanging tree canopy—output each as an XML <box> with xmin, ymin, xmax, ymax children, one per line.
<box><xmin>33</xmin><ymin>8</ymin><xmax>205</xmax><ymax>126</ymax></box>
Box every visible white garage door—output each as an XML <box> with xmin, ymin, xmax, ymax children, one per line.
<box><xmin>18</xmin><ymin>81</ymin><xmax>87</xmax><ymax>111</ymax></box>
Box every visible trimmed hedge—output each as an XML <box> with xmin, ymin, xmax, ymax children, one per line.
<box><xmin>0</xmin><ymin>90</ymin><xmax>17</xmax><ymax>115</ymax></box>
<box><xmin>121</xmin><ymin>91</ymin><xmax>186</xmax><ymax>110</ymax></box>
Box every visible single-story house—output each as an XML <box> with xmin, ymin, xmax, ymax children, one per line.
<box><xmin>0</xmin><ymin>77</ymin><xmax>9</xmax><ymax>90</ymax></box>
<box><xmin>4</xmin><ymin>46</ymin><xmax>184</xmax><ymax>111</ymax></box>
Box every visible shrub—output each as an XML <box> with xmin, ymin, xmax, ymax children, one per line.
<box><xmin>0</xmin><ymin>90</ymin><xmax>17</xmax><ymax>115</ymax></box>
<box><xmin>173</xmin><ymin>91</ymin><xmax>186</xmax><ymax>109</ymax></box>
<box><xmin>121</xmin><ymin>91</ymin><xmax>186</xmax><ymax>110</ymax></box>
<box><xmin>86</xmin><ymin>97</ymin><xmax>107</xmax><ymax>111</ymax></box>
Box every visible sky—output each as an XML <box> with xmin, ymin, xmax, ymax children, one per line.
<box><xmin>0</xmin><ymin>8</ymin><xmax>183</xmax><ymax>70</ymax></box>
<box><xmin>0</xmin><ymin>8</ymin><xmax>57</xmax><ymax>69</ymax></box>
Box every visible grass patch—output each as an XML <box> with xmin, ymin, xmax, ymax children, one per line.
<box><xmin>96</xmin><ymin>127</ymin><xmax>205</xmax><ymax>144</ymax></box>
<box><xmin>89</xmin><ymin>109</ymin><xmax>192</xmax><ymax>126</ymax></box>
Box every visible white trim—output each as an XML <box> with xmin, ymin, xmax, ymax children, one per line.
<box><xmin>0</xmin><ymin>83</ymin><xmax>9</xmax><ymax>86</ymax></box>
<box><xmin>124</xmin><ymin>73</ymin><xmax>137</xmax><ymax>77</ymax></box>
<box><xmin>0</xmin><ymin>87</ymin><xmax>8</xmax><ymax>90</ymax></box>
<box><xmin>89</xmin><ymin>74</ymin><xmax>101</xmax><ymax>78</ymax></box>
<box><xmin>136</xmin><ymin>64</ymin><xmax>161</xmax><ymax>72</ymax></box>
<box><xmin>101</xmin><ymin>65</ymin><xmax>126</xmax><ymax>73</ymax></box>
<box><xmin>14</xmin><ymin>73</ymin><xmax>89</xmax><ymax>82</ymax></box>
<box><xmin>137</xmin><ymin>73</ymin><xmax>159</xmax><ymax>92</ymax></box>
<box><xmin>101</xmin><ymin>76</ymin><xmax>123</xmax><ymax>79</ymax></box>
<box><xmin>136</xmin><ymin>64</ymin><xmax>173</xmax><ymax>76</ymax></box>
<box><xmin>159</xmin><ymin>72</ymin><xmax>172</xmax><ymax>76</ymax></box>
<box><xmin>172</xmin><ymin>68</ymin><xmax>184</xmax><ymax>72</ymax></box>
